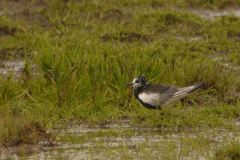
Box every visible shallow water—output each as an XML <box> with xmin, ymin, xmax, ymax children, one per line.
<box><xmin>1</xmin><ymin>120</ymin><xmax>240</xmax><ymax>160</ymax></box>
<box><xmin>0</xmin><ymin>60</ymin><xmax>25</xmax><ymax>77</ymax></box>
<box><xmin>188</xmin><ymin>8</ymin><xmax>240</xmax><ymax>20</ymax></box>
<box><xmin>175</xmin><ymin>36</ymin><xmax>202</xmax><ymax>41</ymax></box>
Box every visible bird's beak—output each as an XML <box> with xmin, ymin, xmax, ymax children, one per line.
<box><xmin>126</xmin><ymin>83</ymin><xmax>134</xmax><ymax>86</ymax></box>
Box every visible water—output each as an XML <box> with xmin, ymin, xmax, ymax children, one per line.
<box><xmin>0</xmin><ymin>60</ymin><xmax>25</xmax><ymax>77</ymax></box>
<box><xmin>190</xmin><ymin>8</ymin><xmax>240</xmax><ymax>20</ymax></box>
<box><xmin>175</xmin><ymin>36</ymin><xmax>202</xmax><ymax>41</ymax></box>
<box><xmin>1</xmin><ymin>120</ymin><xmax>240</xmax><ymax>160</ymax></box>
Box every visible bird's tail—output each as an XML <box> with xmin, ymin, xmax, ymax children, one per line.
<box><xmin>187</xmin><ymin>81</ymin><xmax>205</xmax><ymax>93</ymax></box>
<box><xmin>173</xmin><ymin>81</ymin><xmax>205</xmax><ymax>97</ymax></box>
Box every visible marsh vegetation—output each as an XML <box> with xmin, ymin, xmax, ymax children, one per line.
<box><xmin>1</xmin><ymin>0</ymin><xmax>240</xmax><ymax>159</ymax></box>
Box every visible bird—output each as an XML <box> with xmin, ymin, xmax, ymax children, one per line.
<box><xmin>126</xmin><ymin>76</ymin><xmax>204</xmax><ymax>110</ymax></box>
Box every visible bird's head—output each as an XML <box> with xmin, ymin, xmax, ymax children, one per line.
<box><xmin>126</xmin><ymin>76</ymin><xmax>150</xmax><ymax>88</ymax></box>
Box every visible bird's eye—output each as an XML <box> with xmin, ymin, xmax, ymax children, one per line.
<box><xmin>135</xmin><ymin>80</ymin><xmax>140</xmax><ymax>83</ymax></box>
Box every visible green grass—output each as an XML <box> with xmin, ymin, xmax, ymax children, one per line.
<box><xmin>1</xmin><ymin>0</ymin><xmax>240</xmax><ymax>158</ymax></box>
<box><xmin>215</xmin><ymin>141</ymin><xmax>240</xmax><ymax>160</ymax></box>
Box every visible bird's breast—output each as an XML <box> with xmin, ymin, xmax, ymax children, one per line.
<box><xmin>138</xmin><ymin>92</ymin><xmax>160</xmax><ymax>106</ymax></box>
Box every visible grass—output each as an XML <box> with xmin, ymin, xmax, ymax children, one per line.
<box><xmin>215</xmin><ymin>140</ymin><xmax>240</xmax><ymax>160</ymax></box>
<box><xmin>1</xmin><ymin>0</ymin><xmax>240</xmax><ymax>159</ymax></box>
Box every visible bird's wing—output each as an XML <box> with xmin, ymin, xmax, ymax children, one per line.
<box><xmin>139</xmin><ymin>84</ymin><xmax>178</xmax><ymax>106</ymax></box>
<box><xmin>162</xmin><ymin>81</ymin><xmax>205</xmax><ymax>106</ymax></box>
<box><xmin>144</xmin><ymin>84</ymin><xmax>173</xmax><ymax>94</ymax></box>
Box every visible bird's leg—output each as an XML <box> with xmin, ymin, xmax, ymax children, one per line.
<box><xmin>156</xmin><ymin>106</ymin><xmax>160</xmax><ymax>117</ymax></box>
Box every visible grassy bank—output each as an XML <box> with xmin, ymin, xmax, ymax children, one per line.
<box><xmin>0</xmin><ymin>0</ymin><xmax>240</xmax><ymax>151</ymax></box>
